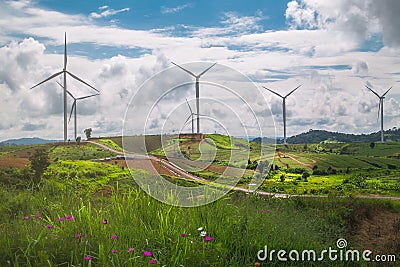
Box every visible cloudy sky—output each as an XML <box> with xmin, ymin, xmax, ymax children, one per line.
<box><xmin>1</xmin><ymin>0</ymin><xmax>400</xmax><ymax>141</ymax></box>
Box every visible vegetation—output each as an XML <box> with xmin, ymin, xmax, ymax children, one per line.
<box><xmin>254</xmin><ymin>128</ymin><xmax>400</xmax><ymax>144</ymax></box>
<box><xmin>0</xmin><ymin>137</ymin><xmax>399</xmax><ymax>266</ymax></box>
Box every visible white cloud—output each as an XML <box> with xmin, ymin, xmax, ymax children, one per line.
<box><xmin>90</xmin><ymin>6</ymin><xmax>130</xmax><ymax>19</ymax></box>
<box><xmin>161</xmin><ymin>3</ymin><xmax>193</xmax><ymax>14</ymax></box>
<box><xmin>0</xmin><ymin>0</ymin><xmax>400</xmax><ymax>141</ymax></box>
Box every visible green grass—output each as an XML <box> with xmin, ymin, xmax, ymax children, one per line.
<box><xmin>49</xmin><ymin>143</ymin><xmax>117</xmax><ymax>161</ymax></box>
<box><xmin>1</xmin><ymin>138</ymin><xmax>399</xmax><ymax>266</ymax></box>
<box><xmin>0</xmin><ymin>177</ymin><xmax>364</xmax><ymax>266</ymax></box>
<box><xmin>95</xmin><ymin>139</ymin><xmax>124</xmax><ymax>152</ymax></box>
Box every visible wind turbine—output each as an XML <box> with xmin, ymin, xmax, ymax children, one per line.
<box><xmin>171</xmin><ymin>62</ymin><xmax>217</xmax><ymax>134</ymax></box>
<box><xmin>263</xmin><ymin>85</ymin><xmax>302</xmax><ymax>145</ymax></box>
<box><xmin>30</xmin><ymin>32</ymin><xmax>99</xmax><ymax>142</ymax></box>
<box><xmin>365</xmin><ymin>85</ymin><xmax>392</xmax><ymax>143</ymax></box>
<box><xmin>56</xmin><ymin>82</ymin><xmax>99</xmax><ymax>141</ymax></box>
<box><xmin>184</xmin><ymin>98</ymin><xmax>196</xmax><ymax>134</ymax></box>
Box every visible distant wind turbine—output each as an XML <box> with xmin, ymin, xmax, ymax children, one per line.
<box><xmin>171</xmin><ymin>62</ymin><xmax>216</xmax><ymax>134</ymax></box>
<box><xmin>365</xmin><ymin>85</ymin><xmax>392</xmax><ymax>143</ymax></box>
<box><xmin>184</xmin><ymin>98</ymin><xmax>196</xmax><ymax>134</ymax></box>
<box><xmin>56</xmin><ymin>82</ymin><xmax>99</xmax><ymax>141</ymax></box>
<box><xmin>263</xmin><ymin>85</ymin><xmax>302</xmax><ymax>145</ymax></box>
<box><xmin>30</xmin><ymin>32</ymin><xmax>99</xmax><ymax>142</ymax></box>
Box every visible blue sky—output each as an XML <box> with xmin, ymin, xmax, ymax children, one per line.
<box><xmin>0</xmin><ymin>0</ymin><xmax>400</xmax><ymax>140</ymax></box>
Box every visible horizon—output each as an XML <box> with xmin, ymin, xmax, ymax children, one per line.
<box><xmin>1</xmin><ymin>127</ymin><xmax>398</xmax><ymax>144</ymax></box>
<box><xmin>1</xmin><ymin>1</ymin><xmax>400</xmax><ymax>141</ymax></box>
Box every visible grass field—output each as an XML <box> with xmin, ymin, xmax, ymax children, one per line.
<box><xmin>0</xmin><ymin>135</ymin><xmax>399</xmax><ymax>265</ymax></box>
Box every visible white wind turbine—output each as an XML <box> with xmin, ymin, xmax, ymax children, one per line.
<box><xmin>365</xmin><ymin>84</ymin><xmax>393</xmax><ymax>143</ymax></box>
<box><xmin>30</xmin><ymin>32</ymin><xmax>99</xmax><ymax>142</ymax></box>
<box><xmin>171</xmin><ymin>62</ymin><xmax>217</xmax><ymax>134</ymax></box>
<box><xmin>184</xmin><ymin>98</ymin><xmax>196</xmax><ymax>134</ymax></box>
<box><xmin>263</xmin><ymin>85</ymin><xmax>302</xmax><ymax>145</ymax></box>
<box><xmin>56</xmin><ymin>81</ymin><xmax>99</xmax><ymax>141</ymax></box>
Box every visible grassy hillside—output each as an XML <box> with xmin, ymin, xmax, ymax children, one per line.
<box><xmin>1</xmin><ymin>160</ymin><xmax>399</xmax><ymax>266</ymax></box>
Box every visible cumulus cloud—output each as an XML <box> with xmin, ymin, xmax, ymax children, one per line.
<box><xmin>285</xmin><ymin>0</ymin><xmax>400</xmax><ymax>49</ymax></box>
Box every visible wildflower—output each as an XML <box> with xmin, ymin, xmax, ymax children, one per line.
<box><xmin>197</xmin><ymin>227</ymin><xmax>203</xmax><ymax>231</ymax></box>
<box><xmin>58</xmin><ymin>217</ymin><xmax>64</xmax><ymax>222</ymax></box>
<box><xmin>102</xmin><ymin>219</ymin><xmax>107</xmax><ymax>225</ymax></box>
<box><xmin>200</xmin><ymin>231</ymin><xmax>207</xmax><ymax>237</ymax></box>
<box><xmin>226</xmin><ymin>255</ymin><xmax>231</xmax><ymax>261</ymax></box>
<box><xmin>254</xmin><ymin>261</ymin><xmax>261</xmax><ymax>266</ymax></box>
<box><xmin>266</xmin><ymin>209</ymin><xmax>271</xmax><ymax>213</ymax></box>
<box><xmin>85</xmin><ymin>255</ymin><xmax>91</xmax><ymax>261</ymax></box>
<box><xmin>23</xmin><ymin>216</ymin><xmax>29</xmax><ymax>220</ymax></box>
<box><xmin>181</xmin><ymin>233</ymin><xmax>187</xmax><ymax>237</ymax></box>
<box><xmin>111</xmin><ymin>249</ymin><xmax>118</xmax><ymax>253</ymax></box>
<box><xmin>128</xmin><ymin>248</ymin><xmax>134</xmax><ymax>253</ymax></box>
<box><xmin>149</xmin><ymin>259</ymin><xmax>156</xmax><ymax>264</ymax></box>
<box><xmin>110</xmin><ymin>234</ymin><xmax>117</xmax><ymax>239</ymax></box>
<box><xmin>143</xmin><ymin>251</ymin><xmax>152</xmax><ymax>257</ymax></box>
<box><xmin>76</xmin><ymin>233</ymin><xmax>82</xmax><ymax>239</ymax></box>
<box><xmin>47</xmin><ymin>224</ymin><xmax>54</xmax><ymax>228</ymax></box>
<box><xmin>66</xmin><ymin>215</ymin><xmax>74</xmax><ymax>221</ymax></box>
<box><xmin>35</xmin><ymin>214</ymin><xmax>41</xmax><ymax>219</ymax></box>
<box><xmin>204</xmin><ymin>236</ymin><xmax>213</xmax><ymax>242</ymax></box>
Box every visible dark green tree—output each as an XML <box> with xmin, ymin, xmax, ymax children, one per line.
<box><xmin>369</xmin><ymin>142</ymin><xmax>375</xmax><ymax>149</ymax></box>
<box><xmin>84</xmin><ymin>128</ymin><xmax>92</xmax><ymax>139</ymax></box>
<box><xmin>29</xmin><ymin>148</ymin><xmax>50</xmax><ymax>185</ymax></box>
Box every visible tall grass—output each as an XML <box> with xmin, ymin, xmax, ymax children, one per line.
<box><xmin>0</xmin><ymin>177</ymin><xmax>366</xmax><ymax>266</ymax></box>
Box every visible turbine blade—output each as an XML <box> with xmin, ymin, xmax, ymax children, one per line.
<box><xmin>377</xmin><ymin>100</ymin><xmax>381</xmax><ymax>122</ymax></box>
<box><xmin>185</xmin><ymin>98</ymin><xmax>193</xmax><ymax>113</ymax></box>
<box><xmin>171</xmin><ymin>62</ymin><xmax>196</xmax><ymax>77</ymax></box>
<box><xmin>56</xmin><ymin>81</ymin><xmax>64</xmax><ymax>89</ymax></box>
<box><xmin>198</xmin><ymin>62</ymin><xmax>217</xmax><ymax>77</ymax></box>
<box><xmin>69</xmin><ymin>101</ymin><xmax>76</xmax><ymax>123</ymax></box>
<box><xmin>30</xmin><ymin>70</ymin><xmax>64</xmax><ymax>89</ymax></box>
<box><xmin>285</xmin><ymin>84</ymin><xmax>302</xmax><ymax>97</ymax></box>
<box><xmin>382</xmin><ymin>86</ymin><xmax>392</xmax><ymax>97</ymax></box>
<box><xmin>64</xmin><ymin>32</ymin><xmax>67</xmax><ymax>70</ymax></box>
<box><xmin>77</xmin><ymin>93</ymin><xmax>99</xmax><ymax>100</ymax></box>
<box><xmin>262</xmin><ymin>86</ymin><xmax>284</xmax><ymax>98</ymax></box>
<box><xmin>66</xmin><ymin>71</ymin><xmax>99</xmax><ymax>92</ymax></box>
<box><xmin>184</xmin><ymin>114</ymin><xmax>192</xmax><ymax>124</ymax></box>
<box><xmin>66</xmin><ymin>90</ymin><xmax>75</xmax><ymax>99</ymax></box>
<box><xmin>365</xmin><ymin>85</ymin><xmax>380</xmax><ymax>98</ymax></box>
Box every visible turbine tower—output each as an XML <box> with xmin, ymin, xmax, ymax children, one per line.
<box><xmin>171</xmin><ymin>62</ymin><xmax>216</xmax><ymax>134</ymax></box>
<box><xmin>57</xmin><ymin>81</ymin><xmax>99</xmax><ymax>141</ymax></box>
<box><xmin>263</xmin><ymin>85</ymin><xmax>302</xmax><ymax>145</ymax></box>
<box><xmin>365</xmin><ymin>85</ymin><xmax>392</xmax><ymax>143</ymax></box>
<box><xmin>30</xmin><ymin>32</ymin><xmax>99</xmax><ymax>142</ymax></box>
<box><xmin>184</xmin><ymin>98</ymin><xmax>196</xmax><ymax>134</ymax></box>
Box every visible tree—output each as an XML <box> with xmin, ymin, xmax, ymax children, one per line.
<box><xmin>29</xmin><ymin>148</ymin><xmax>50</xmax><ymax>185</ymax></box>
<box><xmin>370</xmin><ymin>142</ymin><xmax>375</xmax><ymax>149</ymax></box>
<box><xmin>84</xmin><ymin>128</ymin><xmax>92</xmax><ymax>139</ymax></box>
<box><xmin>302</xmin><ymin>171</ymin><xmax>310</xmax><ymax>182</ymax></box>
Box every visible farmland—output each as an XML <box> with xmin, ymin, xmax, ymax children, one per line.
<box><xmin>0</xmin><ymin>135</ymin><xmax>399</xmax><ymax>266</ymax></box>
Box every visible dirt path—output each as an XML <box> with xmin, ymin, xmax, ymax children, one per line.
<box><xmin>87</xmin><ymin>140</ymin><xmax>400</xmax><ymax>201</ymax></box>
<box><xmin>277</xmin><ymin>152</ymin><xmax>315</xmax><ymax>170</ymax></box>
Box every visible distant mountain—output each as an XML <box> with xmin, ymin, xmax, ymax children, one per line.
<box><xmin>0</xmin><ymin>137</ymin><xmax>60</xmax><ymax>146</ymax></box>
<box><xmin>253</xmin><ymin>128</ymin><xmax>400</xmax><ymax>144</ymax></box>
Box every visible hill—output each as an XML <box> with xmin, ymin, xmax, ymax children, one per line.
<box><xmin>0</xmin><ymin>137</ymin><xmax>60</xmax><ymax>146</ymax></box>
<box><xmin>253</xmin><ymin>128</ymin><xmax>400</xmax><ymax>144</ymax></box>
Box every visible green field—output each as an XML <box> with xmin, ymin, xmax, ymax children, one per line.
<box><xmin>0</xmin><ymin>136</ymin><xmax>399</xmax><ymax>266</ymax></box>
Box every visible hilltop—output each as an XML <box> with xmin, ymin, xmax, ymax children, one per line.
<box><xmin>253</xmin><ymin>128</ymin><xmax>400</xmax><ymax>144</ymax></box>
<box><xmin>0</xmin><ymin>137</ymin><xmax>60</xmax><ymax>146</ymax></box>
